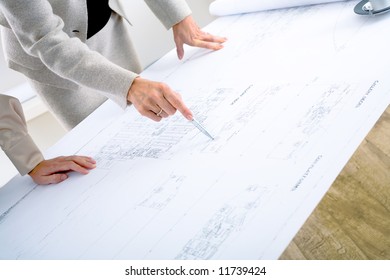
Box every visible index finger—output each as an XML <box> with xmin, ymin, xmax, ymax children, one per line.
<box><xmin>67</xmin><ymin>156</ymin><xmax>97</xmax><ymax>169</ymax></box>
<box><xmin>163</xmin><ymin>91</ymin><xmax>193</xmax><ymax>121</ymax></box>
<box><xmin>199</xmin><ymin>32</ymin><xmax>227</xmax><ymax>43</ymax></box>
<box><xmin>196</xmin><ymin>40</ymin><xmax>224</xmax><ymax>52</ymax></box>
<box><xmin>50</xmin><ymin>161</ymin><xmax>90</xmax><ymax>175</ymax></box>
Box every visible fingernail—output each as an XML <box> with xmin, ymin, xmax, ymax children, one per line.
<box><xmin>60</xmin><ymin>174</ymin><xmax>68</xmax><ymax>181</ymax></box>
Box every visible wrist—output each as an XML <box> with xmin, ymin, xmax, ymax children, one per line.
<box><xmin>127</xmin><ymin>76</ymin><xmax>141</xmax><ymax>103</ymax></box>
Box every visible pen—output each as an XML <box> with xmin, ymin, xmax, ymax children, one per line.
<box><xmin>191</xmin><ymin>117</ymin><xmax>215</xmax><ymax>140</ymax></box>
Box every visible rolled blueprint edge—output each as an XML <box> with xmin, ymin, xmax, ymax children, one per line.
<box><xmin>209</xmin><ymin>0</ymin><xmax>346</xmax><ymax>16</ymax></box>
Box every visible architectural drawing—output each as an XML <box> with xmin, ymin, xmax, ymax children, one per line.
<box><xmin>1</xmin><ymin>1</ymin><xmax>390</xmax><ymax>259</ymax></box>
<box><xmin>175</xmin><ymin>185</ymin><xmax>271</xmax><ymax>260</ymax></box>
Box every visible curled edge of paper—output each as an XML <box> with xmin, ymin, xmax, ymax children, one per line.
<box><xmin>209</xmin><ymin>0</ymin><xmax>346</xmax><ymax>16</ymax></box>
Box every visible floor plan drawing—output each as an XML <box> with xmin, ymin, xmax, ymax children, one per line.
<box><xmin>1</xmin><ymin>1</ymin><xmax>390</xmax><ymax>260</ymax></box>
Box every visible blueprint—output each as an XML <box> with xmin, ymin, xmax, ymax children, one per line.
<box><xmin>1</xmin><ymin>1</ymin><xmax>390</xmax><ymax>259</ymax></box>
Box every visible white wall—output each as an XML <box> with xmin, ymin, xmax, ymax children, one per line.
<box><xmin>0</xmin><ymin>39</ymin><xmax>26</xmax><ymax>92</ymax></box>
<box><xmin>0</xmin><ymin>0</ymin><xmax>216</xmax><ymax>186</ymax></box>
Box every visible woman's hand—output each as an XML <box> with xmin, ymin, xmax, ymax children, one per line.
<box><xmin>29</xmin><ymin>156</ymin><xmax>96</xmax><ymax>185</ymax></box>
<box><xmin>173</xmin><ymin>15</ymin><xmax>227</xmax><ymax>60</ymax></box>
<box><xmin>127</xmin><ymin>77</ymin><xmax>193</xmax><ymax>122</ymax></box>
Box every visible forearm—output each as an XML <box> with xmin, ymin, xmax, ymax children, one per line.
<box><xmin>144</xmin><ymin>0</ymin><xmax>192</xmax><ymax>29</ymax></box>
<box><xmin>0</xmin><ymin>0</ymin><xmax>135</xmax><ymax>109</ymax></box>
<box><xmin>0</xmin><ymin>95</ymin><xmax>44</xmax><ymax>175</ymax></box>
<box><xmin>5</xmin><ymin>134</ymin><xmax>44</xmax><ymax>176</ymax></box>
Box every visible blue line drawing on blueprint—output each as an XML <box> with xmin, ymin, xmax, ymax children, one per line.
<box><xmin>175</xmin><ymin>185</ymin><xmax>272</xmax><ymax>260</ymax></box>
<box><xmin>139</xmin><ymin>174</ymin><xmax>186</xmax><ymax>210</ymax></box>
<box><xmin>268</xmin><ymin>82</ymin><xmax>355</xmax><ymax>160</ymax></box>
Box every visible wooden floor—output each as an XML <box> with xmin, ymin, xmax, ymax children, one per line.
<box><xmin>280</xmin><ymin>106</ymin><xmax>390</xmax><ymax>260</ymax></box>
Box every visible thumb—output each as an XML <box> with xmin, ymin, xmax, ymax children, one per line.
<box><xmin>176</xmin><ymin>42</ymin><xmax>184</xmax><ymax>60</ymax></box>
<box><xmin>44</xmin><ymin>173</ymin><xmax>68</xmax><ymax>185</ymax></box>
